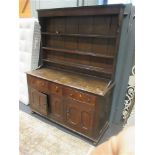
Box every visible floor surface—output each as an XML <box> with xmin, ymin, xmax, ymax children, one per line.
<box><xmin>20</xmin><ymin>110</ymin><xmax>95</xmax><ymax>155</ymax></box>
<box><xmin>19</xmin><ymin>102</ymin><xmax>124</xmax><ymax>144</ymax></box>
<box><xmin>19</xmin><ymin>102</ymin><xmax>134</xmax><ymax>155</ymax></box>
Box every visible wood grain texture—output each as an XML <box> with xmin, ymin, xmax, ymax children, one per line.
<box><xmin>27</xmin><ymin>68</ymin><xmax>109</xmax><ymax>96</ymax></box>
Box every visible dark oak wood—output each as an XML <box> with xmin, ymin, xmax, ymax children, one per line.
<box><xmin>37</xmin><ymin>4</ymin><xmax>125</xmax><ymax>17</ymax></box>
<box><xmin>50</xmin><ymin>95</ymin><xmax>64</xmax><ymax>121</ymax></box>
<box><xmin>26</xmin><ymin>5</ymin><xmax>125</xmax><ymax>144</ymax></box>
<box><xmin>41</xmin><ymin>32</ymin><xmax>116</xmax><ymax>39</ymax></box>
<box><xmin>64</xmin><ymin>98</ymin><xmax>95</xmax><ymax>136</ymax></box>
<box><xmin>29</xmin><ymin>88</ymin><xmax>48</xmax><ymax>116</ymax></box>
<box><xmin>27</xmin><ymin>68</ymin><xmax>109</xmax><ymax>96</ymax></box>
<box><xmin>42</xmin><ymin>58</ymin><xmax>113</xmax><ymax>75</ymax></box>
<box><xmin>42</xmin><ymin>47</ymin><xmax>114</xmax><ymax>59</ymax></box>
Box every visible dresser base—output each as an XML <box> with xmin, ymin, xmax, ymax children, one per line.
<box><xmin>31</xmin><ymin>109</ymin><xmax>109</xmax><ymax>145</ymax></box>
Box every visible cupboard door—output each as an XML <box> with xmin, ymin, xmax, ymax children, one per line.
<box><xmin>79</xmin><ymin>101</ymin><xmax>95</xmax><ymax>135</ymax></box>
<box><xmin>64</xmin><ymin>98</ymin><xmax>94</xmax><ymax>135</ymax></box>
<box><xmin>50</xmin><ymin>95</ymin><xmax>64</xmax><ymax>121</ymax></box>
<box><xmin>65</xmin><ymin>99</ymin><xmax>81</xmax><ymax>129</ymax></box>
<box><xmin>80</xmin><ymin>109</ymin><xmax>94</xmax><ymax>133</ymax></box>
<box><xmin>29</xmin><ymin>88</ymin><xmax>48</xmax><ymax>116</ymax></box>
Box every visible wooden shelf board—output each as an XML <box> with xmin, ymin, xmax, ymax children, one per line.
<box><xmin>42</xmin><ymin>47</ymin><xmax>114</xmax><ymax>59</ymax></box>
<box><xmin>43</xmin><ymin>58</ymin><xmax>113</xmax><ymax>75</ymax></box>
<box><xmin>41</xmin><ymin>32</ymin><xmax>116</xmax><ymax>39</ymax></box>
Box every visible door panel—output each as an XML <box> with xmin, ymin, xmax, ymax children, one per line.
<box><xmin>66</xmin><ymin>106</ymin><xmax>79</xmax><ymax>126</ymax></box>
<box><xmin>64</xmin><ymin>98</ymin><xmax>94</xmax><ymax>135</ymax></box>
<box><xmin>81</xmin><ymin>111</ymin><xmax>92</xmax><ymax>131</ymax></box>
<box><xmin>50</xmin><ymin>95</ymin><xmax>64</xmax><ymax>121</ymax></box>
<box><xmin>30</xmin><ymin>88</ymin><xmax>48</xmax><ymax>116</ymax></box>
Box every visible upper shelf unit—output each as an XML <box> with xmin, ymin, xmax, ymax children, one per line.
<box><xmin>38</xmin><ymin>5</ymin><xmax>125</xmax><ymax>80</ymax></box>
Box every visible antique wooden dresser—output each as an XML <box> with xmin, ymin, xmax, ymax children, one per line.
<box><xmin>26</xmin><ymin>4</ymin><xmax>125</xmax><ymax>144</ymax></box>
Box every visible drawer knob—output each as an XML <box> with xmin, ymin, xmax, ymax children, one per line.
<box><xmin>79</xmin><ymin>94</ymin><xmax>82</xmax><ymax>98</ymax></box>
<box><xmin>70</xmin><ymin>94</ymin><xmax>73</xmax><ymax>97</ymax></box>
<box><xmin>55</xmin><ymin>86</ymin><xmax>59</xmax><ymax>92</ymax></box>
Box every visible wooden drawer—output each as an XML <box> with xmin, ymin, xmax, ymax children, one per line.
<box><xmin>49</xmin><ymin>83</ymin><xmax>62</xmax><ymax>96</ymax></box>
<box><xmin>64</xmin><ymin>87</ymin><xmax>96</xmax><ymax>105</ymax></box>
<box><xmin>28</xmin><ymin>76</ymin><xmax>48</xmax><ymax>93</ymax></box>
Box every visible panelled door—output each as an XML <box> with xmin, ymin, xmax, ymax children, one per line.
<box><xmin>50</xmin><ymin>95</ymin><xmax>64</xmax><ymax>121</ymax></box>
<box><xmin>65</xmin><ymin>99</ymin><xmax>81</xmax><ymax>128</ymax></box>
<box><xmin>29</xmin><ymin>88</ymin><xmax>48</xmax><ymax>116</ymax></box>
<box><xmin>64</xmin><ymin>98</ymin><xmax>95</xmax><ymax>136</ymax></box>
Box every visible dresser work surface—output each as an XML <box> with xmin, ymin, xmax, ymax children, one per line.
<box><xmin>27</xmin><ymin>68</ymin><xmax>109</xmax><ymax>96</ymax></box>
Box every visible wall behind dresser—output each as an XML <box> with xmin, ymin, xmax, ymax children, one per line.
<box><xmin>30</xmin><ymin>0</ymin><xmax>99</xmax><ymax>17</ymax></box>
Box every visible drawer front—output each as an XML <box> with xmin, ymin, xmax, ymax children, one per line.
<box><xmin>64</xmin><ymin>87</ymin><xmax>96</xmax><ymax>105</ymax></box>
<box><xmin>49</xmin><ymin>83</ymin><xmax>62</xmax><ymax>96</ymax></box>
<box><xmin>28</xmin><ymin>76</ymin><xmax>48</xmax><ymax>93</ymax></box>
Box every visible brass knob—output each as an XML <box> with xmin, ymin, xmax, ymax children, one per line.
<box><xmin>55</xmin><ymin>86</ymin><xmax>59</xmax><ymax>92</ymax></box>
<box><xmin>79</xmin><ymin>94</ymin><xmax>82</xmax><ymax>98</ymax></box>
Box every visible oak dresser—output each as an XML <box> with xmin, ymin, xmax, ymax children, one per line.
<box><xmin>27</xmin><ymin>4</ymin><xmax>125</xmax><ymax>144</ymax></box>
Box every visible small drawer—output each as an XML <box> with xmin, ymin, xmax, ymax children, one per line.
<box><xmin>28</xmin><ymin>76</ymin><xmax>48</xmax><ymax>93</ymax></box>
<box><xmin>64</xmin><ymin>88</ymin><xmax>75</xmax><ymax>98</ymax></box>
<box><xmin>75</xmin><ymin>92</ymin><xmax>96</xmax><ymax>105</ymax></box>
<box><xmin>49</xmin><ymin>83</ymin><xmax>62</xmax><ymax>96</ymax></box>
<box><xmin>64</xmin><ymin>87</ymin><xmax>96</xmax><ymax>105</ymax></box>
